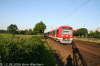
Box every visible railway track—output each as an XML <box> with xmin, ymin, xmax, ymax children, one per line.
<box><xmin>47</xmin><ymin>38</ymin><xmax>87</xmax><ymax>66</ymax></box>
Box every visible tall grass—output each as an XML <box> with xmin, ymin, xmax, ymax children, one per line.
<box><xmin>0</xmin><ymin>36</ymin><xmax>56</xmax><ymax>66</ymax></box>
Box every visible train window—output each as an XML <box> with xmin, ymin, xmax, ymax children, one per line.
<box><xmin>62</xmin><ymin>28</ymin><xmax>72</xmax><ymax>34</ymax></box>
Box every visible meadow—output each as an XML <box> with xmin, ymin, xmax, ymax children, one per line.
<box><xmin>0</xmin><ymin>33</ymin><xmax>56</xmax><ymax>66</ymax></box>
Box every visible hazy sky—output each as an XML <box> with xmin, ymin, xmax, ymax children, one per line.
<box><xmin>0</xmin><ymin>0</ymin><xmax>100</xmax><ymax>30</ymax></box>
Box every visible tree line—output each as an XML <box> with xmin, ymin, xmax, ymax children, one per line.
<box><xmin>0</xmin><ymin>22</ymin><xmax>100</xmax><ymax>38</ymax></box>
<box><xmin>74</xmin><ymin>28</ymin><xmax>100</xmax><ymax>39</ymax></box>
<box><xmin>0</xmin><ymin>21</ymin><xmax>46</xmax><ymax>35</ymax></box>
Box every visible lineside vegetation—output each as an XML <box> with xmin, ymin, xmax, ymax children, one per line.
<box><xmin>0</xmin><ymin>36</ymin><xmax>56</xmax><ymax>66</ymax></box>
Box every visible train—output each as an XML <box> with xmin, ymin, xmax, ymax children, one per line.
<box><xmin>44</xmin><ymin>25</ymin><xmax>73</xmax><ymax>44</ymax></box>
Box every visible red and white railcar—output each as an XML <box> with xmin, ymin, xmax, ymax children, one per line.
<box><xmin>48</xmin><ymin>26</ymin><xmax>73</xmax><ymax>44</ymax></box>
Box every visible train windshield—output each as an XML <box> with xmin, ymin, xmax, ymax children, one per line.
<box><xmin>62</xmin><ymin>28</ymin><xmax>72</xmax><ymax>34</ymax></box>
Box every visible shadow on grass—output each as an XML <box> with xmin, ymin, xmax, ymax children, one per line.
<box><xmin>53</xmin><ymin>52</ymin><xmax>64</xmax><ymax>66</ymax></box>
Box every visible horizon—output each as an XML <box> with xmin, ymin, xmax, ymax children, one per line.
<box><xmin>0</xmin><ymin>0</ymin><xmax>100</xmax><ymax>31</ymax></box>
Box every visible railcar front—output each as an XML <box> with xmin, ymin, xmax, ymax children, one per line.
<box><xmin>57</xmin><ymin>26</ymin><xmax>73</xmax><ymax>44</ymax></box>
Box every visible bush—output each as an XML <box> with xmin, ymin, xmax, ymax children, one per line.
<box><xmin>88</xmin><ymin>31</ymin><xmax>100</xmax><ymax>39</ymax></box>
<box><xmin>0</xmin><ymin>36</ymin><xmax>56</xmax><ymax>66</ymax></box>
<box><xmin>74</xmin><ymin>28</ymin><xmax>88</xmax><ymax>37</ymax></box>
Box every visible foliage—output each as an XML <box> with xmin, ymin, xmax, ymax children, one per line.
<box><xmin>0</xmin><ymin>36</ymin><xmax>56</xmax><ymax>66</ymax></box>
<box><xmin>7</xmin><ymin>24</ymin><xmax>18</xmax><ymax>35</ymax></box>
<box><xmin>74</xmin><ymin>28</ymin><xmax>88</xmax><ymax>37</ymax></box>
<box><xmin>28</xmin><ymin>29</ymin><xmax>33</xmax><ymax>35</ymax></box>
<box><xmin>0</xmin><ymin>30</ymin><xmax>8</xmax><ymax>33</ymax></box>
<box><xmin>33</xmin><ymin>21</ymin><xmax>46</xmax><ymax>34</ymax></box>
<box><xmin>17</xmin><ymin>29</ymin><xmax>33</xmax><ymax>35</ymax></box>
<box><xmin>88</xmin><ymin>31</ymin><xmax>100</xmax><ymax>38</ymax></box>
<box><xmin>2</xmin><ymin>22</ymin><xmax>46</xmax><ymax>35</ymax></box>
<box><xmin>17</xmin><ymin>30</ymin><xmax>26</xmax><ymax>34</ymax></box>
<box><xmin>0</xmin><ymin>33</ymin><xmax>12</xmax><ymax>38</ymax></box>
<box><xmin>24</xmin><ymin>29</ymin><xmax>29</xmax><ymax>35</ymax></box>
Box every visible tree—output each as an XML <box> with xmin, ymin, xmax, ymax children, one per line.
<box><xmin>24</xmin><ymin>29</ymin><xmax>33</xmax><ymax>35</ymax></box>
<box><xmin>18</xmin><ymin>30</ymin><xmax>25</xmax><ymax>34</ymax></box>
<box><xmin>28</xmin><ymin>29</ymin><xmax>33</xmax><ymax>35</ymax></box>
<box><xmin>33</xmin><ymin>21</ymin><xmax>46</xmax><ymax>34</ymax></box>
<box><xmin>24</xmin><ymin>29</ymin><xmax>29</xmax><ymax>35</ymax></box>
<box><xmin>88</xmin><ymin>31</ymin><xmax>100</xmax><ymax>38</ymax></box>
<box><xmin>74</xmin><ymin>28</ymin><xmax>88</xmax><ymax>37</ymax></box>
<box><xmin>0</xmin><ymin>30</ymin><xmax>7</xmax><ymax>33</ymax></box>
<box><xmin>7</xmin><ymin>24</ymin><xmax>18</xmax><ymax>35</ymax></box>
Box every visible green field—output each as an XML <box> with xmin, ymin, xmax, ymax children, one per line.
<box><xmin>0</xmin><ymin>33</ymin><xmax>56</xmax><ymax>66</ymax></box>
<box><xmin>0</xmin><ymin>33</ymin><xmax>43</xmax><ymax>38</ymax></box>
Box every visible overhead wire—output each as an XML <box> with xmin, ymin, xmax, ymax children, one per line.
<box><xmin>65</xmin><ymin>0</ymin><xmax>91</xmax><ymax>19</ymax></box>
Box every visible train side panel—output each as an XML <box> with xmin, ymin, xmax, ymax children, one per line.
<box><xmin>48</xmin><ymin>26</ymin><xmax>73</xmax><ymax>44</ymax></box>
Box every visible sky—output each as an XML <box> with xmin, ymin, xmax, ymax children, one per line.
<box><xmin>0</xmin><ymin>0</ymin><xmax>100</xmax><ymax>31</ymax></box>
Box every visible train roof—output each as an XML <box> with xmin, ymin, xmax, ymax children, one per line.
<box><xmin>45</xmin><ymin>25</ymin><xmax>73</xmax><ymax>33</ymax></box>
<box><xmin>58</xmin><ymin>25</ymin><xmax>72</xmax><ymax>29</ymax></box>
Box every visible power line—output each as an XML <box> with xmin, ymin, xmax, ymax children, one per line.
<box><xmin>65</xmin><ymin>0</ymin><xmax>91</xmax><ymax>19</ymax></box>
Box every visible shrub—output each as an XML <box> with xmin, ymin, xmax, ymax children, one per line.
<box><xmin>0</xmin><ymin>36</ymin><xmax>56</xmax><ymax>66</ymax></box>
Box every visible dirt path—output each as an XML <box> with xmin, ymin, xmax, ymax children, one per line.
<box><xmin>47</xmin><ymin>38</ymin><xmax>100</xmax><ymax>66</ymax></box>
<box><xmin>47</xmin><ymin>39</ymin><xmax>73</xmax><ymax>66</ymax></box>
<box><xmin>74</xmin><ymin>40</ymin><xmax>100</xmax><ymax>66</ymax></box>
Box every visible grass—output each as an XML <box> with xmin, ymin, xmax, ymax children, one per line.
<box><xmin>0</xmin><ymin>33</ymin><xmax>43</xmax><ymax>39</ymax></box>
<box><xmin>0</xmin><ymin>33</ymin><xmax>56</xmax><ymax>66</ymax></box>
<box><xmin>0</xmin><ymin>33</ymin><xmax>12</xmax><ymax>38</ymax></box>
<box><xmin>74</xmin><ymin>37</ymin><xmax>100</xmax><ymax>44</ymax></box>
